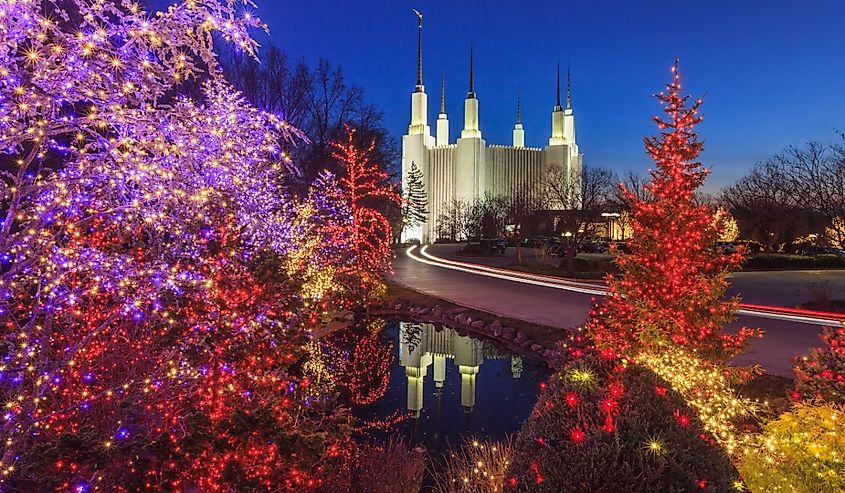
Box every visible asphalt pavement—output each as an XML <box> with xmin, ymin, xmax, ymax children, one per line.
<box><xmin>389</xmin><ymin>244</ymin><xmax>845</xmax><ymax>377</ymax></box>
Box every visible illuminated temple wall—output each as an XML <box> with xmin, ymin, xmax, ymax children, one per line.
<box><xmin>400</xmin><ymin>15</ymin><xmax>584</xmax><ymax>243</ymax></box>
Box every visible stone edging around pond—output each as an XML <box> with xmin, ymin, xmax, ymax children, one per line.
<box><xmin>372</xmin><ymin>302</ymin><xmax>564</xmax><ymax>365</ymax></box>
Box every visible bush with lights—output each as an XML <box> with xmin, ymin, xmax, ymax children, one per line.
<box><xmin>792</xmin><ymin>327</ymin><xmax>845</xmax><ymax>404</ymax></box>
<box><xmin>733</xmin><ymin>327</ymin><xmax>845</xmax><ymax>493</ymax></box>
<box><xmin>738</xmin><ymin>402</ymin><xmax>845</xmax><ymax>493</ymax></box>
<box><xmin>505</xmin><ymin>341</ymin><xmax>739</xmax><ymax>492</ymax></box>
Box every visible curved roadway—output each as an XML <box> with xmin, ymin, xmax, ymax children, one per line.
<box><xmin>390</xmin><ymin>244</ymin><xmax>845</xmax><ymax>377</ymax></box>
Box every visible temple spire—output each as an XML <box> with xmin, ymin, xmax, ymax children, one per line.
<box><xmin>513</xmin><ymin>91</ymin><xmax>525</xmax><ymax>148</ymax></box>
<box><xmin>566</xmin><ymin>65</ymin><xmax>572</xmax><ymax>110</ymax></box>
<box><xmin>555</xmin><ymin>63</ymin><xmax>562</xmax><ymax>110</ymax></box>
<box><xmin>440</xmin><ymin>72</ymin><xmax>446</xmax><ymax>114</ymax></box>
<box><xmin>413</xmin><ymin>9</ymin><xmax>423</xmax><ymax>90</ymax></box>
<box><xmin>467</xmin><ymin>44</ymin><xmax>475</xmax><ymax>98</ymax></box>
<box><xmin>436</xmin><ymin>71</ymin><xmax>449</xmax><ymax>146</ymax></box>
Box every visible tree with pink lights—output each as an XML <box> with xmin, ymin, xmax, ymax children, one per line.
<box><xmin>0</xmin><ymin>1</ymin><xmax>397</xmax><ymax>489</ymax></box>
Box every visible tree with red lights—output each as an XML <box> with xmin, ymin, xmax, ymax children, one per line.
<box><xmin>332</xmin><ymin>127</ymin><xmax>402</xmax><ymax>300</ymax></box>
<box><xmin>588</xmin><ymin>62</ymin><xmax>760</xmax><ymax>361</ymax></box>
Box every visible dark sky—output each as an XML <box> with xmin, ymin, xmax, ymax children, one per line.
<box><xmin>249</xmin><ymin>0</ymin><xmax>844</xmax><ymax>192</ymax></box>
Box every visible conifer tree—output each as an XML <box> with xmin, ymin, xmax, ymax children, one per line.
<box><xmin>589</xmin><ymin>62</ymin><xmax>760</xmax><ymax>361</ymax></box>
<box><xmin>403</xmin><ymin>161</ymin><xmax>429</xmax><ymax>229</ymax></box>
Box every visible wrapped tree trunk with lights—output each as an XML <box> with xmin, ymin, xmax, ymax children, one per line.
<box><xmin>589</xmin><ymin>62</ymin><xmax>760</xmax><ymax>362</ymax></box>
<box><xmin>333</xmin><ymin>127</ymin><xmax>402</xmax><ymax>304</ymax></box>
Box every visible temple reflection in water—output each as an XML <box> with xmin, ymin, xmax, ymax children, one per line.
<box><xmin>399</xmin><ymin>322</ymin><xmax>523</xmax><ymax>418</ymax></box>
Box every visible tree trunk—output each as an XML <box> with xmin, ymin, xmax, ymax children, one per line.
<box><xmin>566</xmin><ymin>244</ymin><xmax>577</xmax><ymax>276</ymax></box>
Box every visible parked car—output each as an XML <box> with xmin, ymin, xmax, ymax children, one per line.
<box><xmin>578</xmin><ymin>241</ymin><xmax>608</xmax><ymax>253</ymax></box>
<box><xmin>522</xmin><ymin>237</ymin><xmax>560</xmax><ymax>249</ymax></box>
<box><xmin>715</xmin><ymin>241</ymin><xmax>762</xmax><ymax>255</ymax></box>
<box><xmin>829</xmin><ymin>247</ymin><xmax>845</xmax><ymax>258</ymax></box>
<box><xmin>715</xmin><ymin>241</ymin><xmax>740</xmax><ymax>254</ymax></box>
<box><xmin>479</xmin><ymin>238</ymin><xmax>507</xmax><ymax>254</ymax></box>
<box><xmin>801</xmin><ymin>245</ymin><xmax>829</xmax><ymax>256</ymax></box>
<box><xmin>801</xmin><ymin>245</ymin><xmax>845</xmax><ymax>256</ymax></box>
<box><xmin>521</xmin><ymin>237</ymin><xmax>543</xmax><ymax>248</ymax></box>
<box><xmin>552</xmin><ymin>243</ymin><xmax>573</xmax><ymax>256</ymax></box>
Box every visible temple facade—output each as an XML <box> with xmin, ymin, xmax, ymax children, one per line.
<box><xmin>401</xmin><ymin>13</ymin><xmax>583</xmax><ymax>243</ymax></box>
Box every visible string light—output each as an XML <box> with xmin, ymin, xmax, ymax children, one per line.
<box><xmin>0</xmin><ymin>0</ymin><xmax>400</xmax><ymax>489</ymax></box>
<box><xmin>586</xmin><ymin>61</ymin><xmax>763</xmax><ymax>457</ymax></box>
<box><xmin>739</xmin><ymin>402</ymin><xmax>845</xmax><ymax>493</ymax></box>
<box><xmin>639</xmin><ymin>345</ymin><xmax>761</xmax><ymax>455</ymax></box>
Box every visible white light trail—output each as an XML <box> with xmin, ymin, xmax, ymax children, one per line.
<box><xmin>407</xmin><ymin>245</ymin><xmax>845</xmax><ymax>327</ymax></box>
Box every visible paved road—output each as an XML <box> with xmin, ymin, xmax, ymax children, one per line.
<box><xmin>428</xmin><ymin>244</ymin><xmax>845</xmax><ymax>307</ymax></box>
<box><xmin>390</xmin><ymin>244</ymin><xmax>843</xmax><ymax>377</ymax></box>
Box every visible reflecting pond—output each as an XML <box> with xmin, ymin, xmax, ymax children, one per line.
<box><xmin>317</xmin><ymin>318</ymin><xmax>551</xmax><ymax>458</ymax></box>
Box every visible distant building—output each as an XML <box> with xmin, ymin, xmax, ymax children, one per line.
<box><xmin>401</xmin><ymin>12</ymin><xmax>583</xmax><ymax>243</ymax></box>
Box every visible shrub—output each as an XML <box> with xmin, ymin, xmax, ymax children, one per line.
<box><xmin>738</xmin><ymin>402</ymin><xmax>845</xmax><ymax>493</ymax></box>
<box><xmin>793</xmin><ymin>327</ymin><xmax>845</xmax><ymax>404</ymax></box>
<box><xmin>570</xmin><ymin>255</ymin><xmax>617</xmax><ymax>276</ymax></box>
<box><xmin>505</xmin><ymin>352</ymin><xmax>739</xmax><ymax>492</ymax></box>
<box><xmin>351</xmin><ymin>437</ymin><xmax>426</xmax><ymax>493</ymax></box>
<box><xmin>431</xmin><ymin>437</ymin><xmax>514</xmax><ymax>493</ymax></box>
<box><xmin>742</xmin><ymin>254</ymin><xmax>845</xmax><ymax>271</ymax></box>
<box><xmin>319</xmin><ymin>437</ymin><xmax>426</xmax><ymax>493</ymax></box>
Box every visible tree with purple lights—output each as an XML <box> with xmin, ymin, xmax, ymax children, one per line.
<box><xmin>0</xmin><ymin>1</ymin><xmax>397</xmax><ymax>490</ymax></box>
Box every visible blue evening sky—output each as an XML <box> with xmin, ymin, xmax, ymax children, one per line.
<box><xmin>250</xmin><ymin>0</ymin><xmax>845</xmax><ymax>192</ymax></box>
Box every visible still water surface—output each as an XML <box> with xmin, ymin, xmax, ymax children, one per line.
<box><xmin>328</xmin><ymin>319</ymin><xmax>550</xmax><ymax>457</ymax></box>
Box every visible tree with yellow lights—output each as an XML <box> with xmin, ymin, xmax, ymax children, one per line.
<box><xmin>824</xmin><ymin>216</ymin><xmax>845</xmax><ymax>250</ymax></box>
<box><xmin>715</xmin><ymin>207</ymin><xmax>740</xmax><ymax>242</ymax></box>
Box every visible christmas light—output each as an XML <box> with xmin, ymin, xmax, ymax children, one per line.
<box><xmin>0</xmin><ymin>1</ymin><xmax>400</xmax><ymax>489</ymax></box>
<box><xmin>587</xmin><ymin>61</ymin><xmax>763</xmax><ymax>457</ymax></box>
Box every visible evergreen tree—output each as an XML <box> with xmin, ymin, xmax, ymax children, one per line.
<box><xmin>403</xmin><ymin>161</ymin><xmax>429</xmax><ymax>229</ymax></box>
<box><xmin>588</xmin><ymin>62</ymin><xmax>760</xmax><ymax>361</ymax></box>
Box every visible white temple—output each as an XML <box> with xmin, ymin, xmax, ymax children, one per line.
<box><xmin>401</xmin><ymin>12</ymin><xmax>583</xmax><ymax>243</ymax></box>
